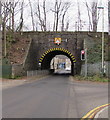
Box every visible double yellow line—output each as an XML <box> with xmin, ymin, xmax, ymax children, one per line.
<box><xmin>81</xmin><ymin>103</ymin><xmax>110</xmax><ymax>120</ymax></box>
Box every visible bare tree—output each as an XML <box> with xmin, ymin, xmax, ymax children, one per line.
<box><xmin>51</xmin><ymin>0</ymin><xmax>62</xmax><ymax>31</ymax></box>
<box><xmin>10</xmin><ymin>1</ymin><xmax>20</xmax><ymax>32</ymax></box>
<box><xmin>35</xmin><ymin>0</ymin><xmax>47</xmax><ymax>31</ymax></box>
<box><xmin>65</xmin><ymin>19</ymin><xmax>69</xmax><ymax>31</ymax></box>
<box><xmin>2</xmin><ymin>2</ymin><xmax>10</xmax><ymax>56</ymax></box>
<box><xmin>55</xmin><ymin>0</ymin><xmax>62</xmax><ymax>31</ymax></box>
<box><xmin>1</xmin><ymin>0</ymin><xmax>20</xmax><ymax>56</ymax></box>
<box><xmin>84</xmin><ymin>0</ymin><xmax>100</xmax><ymax>32</ymax></box>
<box><xmin>36</xmin><ymin>0</ymin><xmax>43</xmax><ymax>31</ymax></box>
<box><xmin>2</xmin><ymin>1</ymin><xmax>20</xmax><ymax>32</ymax></box>
<box><xmin>8</xmin><ymin>2</ymin><xmax>12</xmax><ymax>30</ymax></box>
<box><xmin>16</xmin><ymin>1</ymin><xmax>24</xmax><ymax>32</ymax></box>
<box><xmin>91</xmin><ymin>1</ymin><xmax>98</xmax><ymax>32</ymax></box>
<box><xmin>77</xmin><ymin>0</ymin><xmax>82</xmax><ymax>31</ymax></box>
<box><xmin>85</xmin><ymin>1</ymin><xmax>92</xmax><ymax>31</ymax></box>
<box><xmin>61</xmin><ymin>2</ymin><xmax>70</xmax><ymax>31</ymax></box>
<box><xmin>43</xmin><ymin>0</ymin><xmax>47</xmax><ymax>31</ymax></box>
<box><xmin>51</xmin><ymin>0</ymin><xmax>71</xmax><ymax>31</ymax></box>
<box><xmin>33</xmin><ymin>0</ymin><xmax>71</xmax><ymax>31</ymax></box>
<box><xmin>28</xmin><ymin>0</ymin><xmax>35</xmax><ymax>31</ymax></box>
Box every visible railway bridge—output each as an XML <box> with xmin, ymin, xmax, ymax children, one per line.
<box><xmin>13</xmin><ymin>31</ymin><xmax>108</xmax><ymax>76</ymax></box>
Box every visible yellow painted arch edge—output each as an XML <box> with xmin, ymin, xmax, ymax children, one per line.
<box><xmin>81</xmin><ymin>103</ymin><xmax>110</xmax><ymax>120</ymax></box>
<box><xmin>39</xmin><ymin>48</ymin><xmax>76</xmax><ymax>63</ymax></box>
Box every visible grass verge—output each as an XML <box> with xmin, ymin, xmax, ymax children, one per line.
<box><xmin>74</xmin><ymin>75</ymin><xmax>110</xmax><ymax>82</ymax></box>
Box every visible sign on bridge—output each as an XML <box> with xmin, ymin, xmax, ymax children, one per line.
<box><xmin>54</xmin><ymin>38</ymin><xmax>61</xmax><ymax>45</ymax></box>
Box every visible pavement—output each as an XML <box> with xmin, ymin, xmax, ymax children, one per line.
<box><xmin>94</xmin><ymin>105</ymin><xmax>110</xmax><ymax>119</ymax></box>
<box><xmin>0</xmin><ymin>75</ymin><xmax>49</xmax><ymax>89</ymax></box>
<box><xmin>70</xmin><ymin>76</ymin><xmax>109</xmax><ymax>120</ymax></box>
<box><xmin>0</xmin><ymin>79</ymin><xmax>27</xmax><ymax>89</ymax></box>
<box><xmin>2</xmin><ymin>74</ymin><xmax>108</xmax><ymax>118</ymax></box>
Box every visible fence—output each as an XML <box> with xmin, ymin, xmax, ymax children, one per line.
<box><xmin>81</xmin><ymin>61</ymin><xmax>110</xmax><ymax>78</ymax></box>
<box><xmin>27</xmin><ymin>70</ymin><xmax>49</xmax><ymax>78</ymax></box>
<box><xmin>2</xmin><ymin>58</ymin><xmax>12</xmax><ymax>78</ymax></box>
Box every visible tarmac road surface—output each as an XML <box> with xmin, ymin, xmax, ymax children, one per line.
<box><xmin>2</xmin><ymin>74</ymin><xmax>108</xmax><ymax>118</ymax></box>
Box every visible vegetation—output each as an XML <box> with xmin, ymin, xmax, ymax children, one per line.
<box><xmin>87</xmin><ymin>44</ymin><xmax>102</xmax><ymax>63</ymax></box>
<box><xmin>10</xmin><ymin>75</ymin><xmax>22</xmax><ymax>79</ymax></box>
<box><xmin>74</xmin><ymin>75</ymin><xmax>110</xmax><ymax>82</ymax></box>
<box><xmin>85</xmin><ymin>36</ymin><xmax>109</xmax><ymax>64</ymax></box>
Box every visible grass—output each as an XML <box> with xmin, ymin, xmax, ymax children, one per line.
<box><xmin>74</xmin><ymin>75</ymin><xmax>110</xmax><ymax>82</ymax></box>
<box><xmin>2</xmin><ymin>75</ymin><xmax>23</xmax><ymax>80</ymax></box>
<box><xmin>9</xmin><ymin>76</ymin><xmax>22</xmax><ymax>79</ymax></box>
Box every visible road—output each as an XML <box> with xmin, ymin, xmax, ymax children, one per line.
<box><xmin>2</xmin><ymin>74</ymin><xmax>108</xmax><ymax>118</ymax></box>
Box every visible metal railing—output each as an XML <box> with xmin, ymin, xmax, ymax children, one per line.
<box><xmin>27</xmin><ymin>70</ymin><xmax>49</xmax><ymax>78</ymax></box>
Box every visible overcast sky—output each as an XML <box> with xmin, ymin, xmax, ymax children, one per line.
<box><xmin>8</xmin><ymin>0</ymin><xmax>108</xmax><ymax>32</ymax></box>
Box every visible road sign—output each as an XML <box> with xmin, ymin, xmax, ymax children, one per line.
<box><xmin>54</xmin><ymin>38</ymin><xmax>61</xmax><ymax>45</ymax></box>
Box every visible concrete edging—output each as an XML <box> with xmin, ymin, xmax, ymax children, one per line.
<box><xmin>94</xmin><ymin>105</ymin><xmax>109</xmax><ymax>119</ymax></box>
<box><xmin>81</xmin><ymin>104</ymin><xmax>110</xmax><ymax>120</ymax></box>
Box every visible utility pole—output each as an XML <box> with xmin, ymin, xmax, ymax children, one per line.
<box><xmin>109</xmin><ymin>1</ymin><xmax>110</xmax><ymax>35</ymax></box>
<box><xmin>85</xmin><ymin>49</ymin><xmax>87</xmax><ymax>77</ymax></box>
<box><xmin>3</xmin><ymin>5</ymin><xmax>7</xmax><ymax>57</ymax></box>
<box><xmin>84</xmin><ymin>39</ymin><xmax>87</xmax><ymax>77</ymax></box>
<box><xmin>0</xmin><ymin>1</ymin><xmax>2</xmax><ymax>31</ymax></box>
<box><xmin>97</xmin><ymin>7</ymin><xmax>104</xmax><ymax>76</ymax></box>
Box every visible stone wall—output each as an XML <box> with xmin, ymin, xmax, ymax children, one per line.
<box><xmin>11</xmin><ymin>31</ymin><xmax>109</xmax><ymax>76</ymax></box>
<box><xmin>12</xmin><ymin>64</ymin><xmax>24</xmax><ymax>77</ymax></box>
<box><xmin>81</xmin><ymin>61</ymin><xmax>110</xmax><ymax>78</ymax></box>
<box><xmin>27</xmin><ymin>70</ymin><xmax>49</xmax><ymax>78</ymax></box>
<box><xmin>106</xmin><ymin>62</ymin><xmax>110</xmax><ymax>78</ymax></box>
<box><xmin>11</xmin><ymin>38</ymin><xmax>36</xmax><ymax>77</ymax></box>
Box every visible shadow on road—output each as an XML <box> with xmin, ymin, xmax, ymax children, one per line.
<box><xmin>52</xmin><ymin>69</ymin><xmax>72</xmax><ymax>76</ymax></box>
<box><xmin>53</xmin><ymin>73</ymin><xmax>71</xmax><ymax>75</ymax></box>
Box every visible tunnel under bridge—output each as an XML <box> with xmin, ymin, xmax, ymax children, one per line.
<box><xmin>11</xmin><ymin>31</ymin><xmax>108</xmax><ymax>77</ymax></box>
<box><xmin>22</xmin><ymin>32</ymin><xmax>84</xmax><ymax>76</ymax></box>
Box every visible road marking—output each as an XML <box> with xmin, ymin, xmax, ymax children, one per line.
<box><xmin>81</xmin><ymin>103</ymin><xmax>110</xmax><ymax>120</ymax></box>
<box><xmin>94</xmin><ymin>105</ymin><xmax>109</xmax><ymax>119</ymax></box>
<box><xmin>39</xmin><ymin>48</ymin><xmax>77</xmax><ymax>63</ymax></box>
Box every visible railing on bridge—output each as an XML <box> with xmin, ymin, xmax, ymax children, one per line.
<box><xmin>27</xmin><ymin>70</ymin><xmax>49</xmax><ymax>78</ymax></box>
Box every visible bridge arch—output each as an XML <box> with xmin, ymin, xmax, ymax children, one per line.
<box><xmin>39</xmin><ymin>48</ymin><xmax>76</xmax><ymax>75</ymax></box>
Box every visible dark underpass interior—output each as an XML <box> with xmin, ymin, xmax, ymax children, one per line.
<box><xmin>39</xmin><ymin>50</ymin><xmax>76</xmax><ymax>75</ymax></box>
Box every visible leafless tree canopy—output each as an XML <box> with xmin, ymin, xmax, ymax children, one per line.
<box><xmin>1</xmin><ymin>0</ymin><xmax>108</xmax><ymax>57</ymax></box>
<box><xmin>50</xmin><ymin>0</ymin><xmax>71</xmax><ymax>31</ymax></box>
<box><xmin>0</xmin><ymin>0</ymin><xmax>108</xmax><ymax>32</ymax></box>
<box><xmin>84</xmin><ymin>0</ymin><xmax>101</xmax><ymax>32</ymax></box>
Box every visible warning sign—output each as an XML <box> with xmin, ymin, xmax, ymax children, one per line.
<box><xmin>54</xmin><ymin>38</ymin><xmax>61</xmax><ymax>45</ymax></box>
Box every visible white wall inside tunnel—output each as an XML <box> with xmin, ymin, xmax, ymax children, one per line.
<box><xmin>50</xmin><ymin>55</ymin><xmax>71</xmax><ymax>71</ymax></box>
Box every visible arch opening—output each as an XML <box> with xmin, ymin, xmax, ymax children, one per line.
<box><xmin>39</xmin><ymin>48</ymin><xmax>76</xmax><ymax>75</ymax></box>
<box><xmin>50</xmin><ymin>55</ymin><xmax>72</xmax><ymax>74</ymax></box>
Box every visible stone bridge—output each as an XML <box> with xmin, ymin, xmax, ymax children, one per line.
<box><xmin>13</xmin><ymin>31</ymin><xmax>109</xmax><ymax>76</ymax></box>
